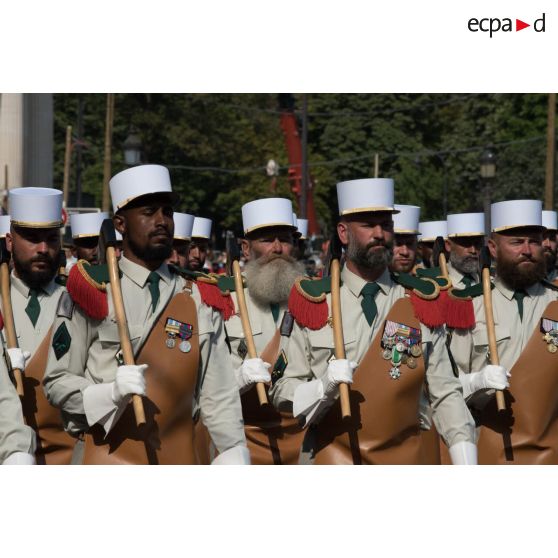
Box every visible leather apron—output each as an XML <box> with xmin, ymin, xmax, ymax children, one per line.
<box><xmin>82</xmin><ymin>290</ymin><xmax>201</xmax><ymax>464</ymax></box>
<box><xmin>20</xmin><ymin>327</ymin><xmax>76</xmax><ymax>465</ymax></box>
<box><xmin>241</xmin><ymin>329</ymin><xmax>305</xmax><ymax>465</ymax></box>
<box><xmin>477</xmin><ymin>301</ymin><xmax>558</xmax><ymax>464</ymax></box>
<box><xmin>313</xmin><ymin>297</ymin><xmax>431</xmax><ymax>465</ymax></box>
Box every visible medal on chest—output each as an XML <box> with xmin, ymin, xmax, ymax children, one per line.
<box><xmin>541</xmin><ymin>317</ymin><xmax>558</xmax><ymax>353</ymax></box>
<box><xmin>164</xmin><ymin>317</ymin><xmax>194</xmax><ymax>353</ymax></box>
<box><xmin>381</xmin><ymin>320</ymin><xmax>422</xmax><ymax>379</ymax></box>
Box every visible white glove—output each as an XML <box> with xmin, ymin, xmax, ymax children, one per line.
<box><xmin>3</xmin><ymin>452</ymin><xmax>36</xmax><ymax>465</ymax></box>
<box><xmin>111</xmin><ymin>364</ymin><xmax>148</xmax><ymax>404</ymax></box>
<box><xmin>321</xmin><ymin>359</ymin><xmax>357</xmax><ymax>398</ymax></box>
<box><xmin>234</xmin><ymin>358</ymin><xmax>271</xmax><ymax>394</ymax></box>
<box><xmin>6</xmin><ymin>348</ymin><xmax>31</xmax><ymax>371</ymax></box>
<box><xmin>459</xmin><ymin>365</ymin><xmax>510</xmax><ymax>399</ymax></box>
<box><xmin>211</xmin><ymin>445</ymin><xmax>251</xmax><ymax>465</ymax></box>
<box><xmin>449</xmin><ymin>441</ymin><xmax>477</xmax><ymax>465</ymax></box>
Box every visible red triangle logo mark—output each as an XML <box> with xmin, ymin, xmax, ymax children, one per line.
<box><xmin>516</xmin><ymin>19</ymin><xmax>530</xmax><ymax>31</ymax></box>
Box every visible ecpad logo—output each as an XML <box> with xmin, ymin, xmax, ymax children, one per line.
<box><xmin>468</xmin><ymin>13</ymin><xmax>546</xmax><ymax>37</ymax></box>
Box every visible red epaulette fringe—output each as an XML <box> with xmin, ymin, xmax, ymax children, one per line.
<box><xmin>66</xmin><ymin>264</ymin><xmax>108</xmax><ymax>321</ymax></box>
<box><xmin>288</xmin><ymin>285</ymin><xmax>328</xmax><ymax>330</ymax></box>
<box><xmin>197</xmin><ymin>280</ymin><xmax>235</xmax><ymax>321</ymax></box>
<box><xmin>409</xmin><ymin>290</ymin><xmax>446</xmax><ymax>329</ymax></box>
<box><xmin>445</xmin><ymin>294</ymin><xmax>476</xmax><ymax>330</ymax></box>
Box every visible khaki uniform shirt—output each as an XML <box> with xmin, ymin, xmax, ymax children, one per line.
<box><xmin>43</xmin><ymin>256</ymin><xmax>246</xmax><ymax>454</ymax></box>
<box><xmin>450</xmin><ymin>278</ymin><xmax>558</xmax><ymax>381</ymax></box>
<box><xmin>0</xmin><ymin>272</ymin><xmax>62</xmax><ymax>462</ymax></box>
<box><xmin>270</xmin><ymin>266</ymin><xmax>476</xmax><ymax>447</ymax></box>
<box><xmin>226</xmin><ymin>286</ymin><xmax>286</xmax><ymax>368</ymax></box>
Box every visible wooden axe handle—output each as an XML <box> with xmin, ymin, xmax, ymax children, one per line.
<box><xmin>0</xmin><ymin>263</ymin><xmax>24</xmax><ymax>396</ymax></box>
<box><xmin>232</xmin><ymin>260</ymin><xmax>268</xmax><ymax>406</ymax></box>
<box><xmin>330</xmin><ymin>259</ymin><xmax>351</xmax><ymax>419</ymax></box>
<box><xmin>482</xmin><ymin>267</ymin><xmax>506</xmax><ymax>411</ymax></box>
<box><xmin>106</xmin><ymin>246</ymin><xmax>146</xmax><ymax>426</ymax></box>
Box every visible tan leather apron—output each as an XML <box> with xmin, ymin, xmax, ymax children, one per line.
<box><xmin>313</xmin><ymin>297</ymin><xmax>432</xmax><ymax>465</ymax></box>
<box><xmin>20</xmin><ymin>327</ymin><xmax>76</xmax><ymax>465</ymax></box>
<box><xmin>241</xmin><ymin>329</ymin><xmax>305</xmax><ymax>465</ymax></box>
<box><xmin>82</xmin><ymin>290</ymin><xmax>201</xmax><ymax>464</ymax></box>
<box><xmin>477</xmin><ymin>301</ymin><xmax>558</xmax><ymax>464</ymax></box>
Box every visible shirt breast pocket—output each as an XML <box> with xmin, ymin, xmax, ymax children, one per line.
<box><xmin>308</xmin><ymin>327</ymin><xmax>356</xmax><ymax>360</ymax></box>
<box><xmin>97</xmin><ymin>322</ymin><xmax>143</xmax><ymax>349</ymax></box>
<box><xmin>472</xmin><ymin>324</ymin><xmax>510</xmax><ymax>356</ymax></box>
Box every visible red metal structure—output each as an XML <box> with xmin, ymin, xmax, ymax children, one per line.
<box><xmin>278</xmin><ymin>94</ymin><xmax>320</xmax><ymax>236</ymax></box>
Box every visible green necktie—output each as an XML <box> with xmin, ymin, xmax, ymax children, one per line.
<box><xmin>513</xmin><ymin>290</ymin><xmax>527</xmax><ymax>322</ymax></box>
<box><xmin>361</xmin><ymin>282</ymin><xmax>381</xmax><ymax>326</ymax></box>
<box><xmin>270</xmin><ymin>303</ymin><xmax>280</xmax><ymax>324</ymax></box>
<box><xmin>146</xmin><ymin>271</ymin><xmax>161</xmax><ymax>313</ymax></box>
<box><xmin>461</xmin><ymin>274</ymin><xmax>474</xmax><ymax>288</ymax></box>
<box><xmin>25</xmin><ymin>288</ymin><xmax>41</xmax><ymax>327</ymax></box>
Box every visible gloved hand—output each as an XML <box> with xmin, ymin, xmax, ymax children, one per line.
<box><xmin>459</xmin><ymin>365</ymin><xmax>510</xmax><ymax>399</ymax></box>
<box><xmin>6</xmin><ymin>348</ymin><xmax>31</xmax><ymax>371</ymax></box>
<box><xmin>234</xmin><ymin>358</ymin><xmax>271</xmax><ymax>393</ymax></box>
<box><xmin>320</xmin><ymin>359</ymin><xmax>357</xmax><ymax>398</ymax></box>
<box><xmin>111</xmin><ymin>364</ymin><xmax>148</xmax><ymax>404</ymax></box>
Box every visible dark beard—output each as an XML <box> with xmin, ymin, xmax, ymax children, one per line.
<box><xmin>13</xmin><ymin>253</ymin><xmax>57</xmax><ymax>289</ymax></box>
<box><xmin>496</xmin><ymin>255</ymin><xmax>546</xmax><ymax>291</ymax></box>
<box><xmin>346</xmin><ymin>233</ymin><xmax>393</xmax><ymax>271</ymax></box>
<box><xmin>544</xmin><ymin>250</ymin><xmax>557</xmax><ymax>274</ymax></box>
<box><xmin>127</xmin><ymin>235</ymin><xmax>172</xmax><ymax>263</ymax></box>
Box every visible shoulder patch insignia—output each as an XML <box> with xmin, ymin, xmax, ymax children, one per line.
<box><xmin>280</xmin><ymin>311</ymin><xmax>294</xmax><ymax>337</ymax></box>
<box><xmin>52</xmin><ymin>322</ymin><xmax>71</xmax><ymax>360</ymax></box>
<box><xmin>271</xmin><ymin>350</ymin><xmax>288</xmax><ymax>385</ymax></box>
<box><xmin>56</xmin><ymin>291</ymin><xmax>75</xmax><ymax>320</ymax></box>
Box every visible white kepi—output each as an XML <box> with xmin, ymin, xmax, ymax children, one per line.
<box><xmin>9</xmin><ymin>187</ymin><xmax>63</xmax><ymax>228</ymax></box>
<box><xmin>419</xmin><ymin>221</ymin><xmax>447</xmax><ymax>242</ymax></box>
<box><xmin>174</xmin><ymin>212</ymin><xmax>195</xmax><ymax>241</ymax></box>
<box><xmin>491</xmin><ymin>200</ymin><xmax>543</xmax><ymax>232</ymax></box>
<box><xmin>191</xmin><ymin>217</ymin><xmax>212</xmax><ymax>240</ymax></box>
<box><xmin>336</xmin><ymin>178</ymin><xmax>397</xmax><ymax>215</ymax></box>
<box><xmin>446</xmin><ymin>212</ymin><xmax>485</xmax><ymax>238</ymax></box>
<box><xmin>297</xmin><ymin>218</ymin><xmax>309</xmax><ymax>240</ymax></box>
<box><xmin>70</xmin><ymin>212</ymin><xmax>109</xmax><ymax>239</ymax></box>
<box><xmin>542</xmin><ymin>210</ymin><xmax>558</xmax><ymax>231</ymax></box>
<box><xmin>109</xmin><ymin>164</ymin><xmax>177</xmax><ymax>213</ymax></box>
<box><xmin>0</xmin><ymin>215</ymin><xmax>11</xmax><ymax>238</ymax></box>
<box><xmin>393</xmin><ymin>205</ymin><xmax>420</xmax><ymax>234</ymax></box>
<box><xmin>241</xmin><ymin>198</ymin><xmax>297</xmax><ymax>235</ymax></box>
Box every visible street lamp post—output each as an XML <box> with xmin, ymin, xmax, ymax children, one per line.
<box><xmin>480</xmin><ymin>148</ymin><xmax>497</xmax><ymax>235</ymax></box>
<box><xmin>123</xmin><ymin>128</ymin><xmax>143</xmax><ymax>166</ymax></box>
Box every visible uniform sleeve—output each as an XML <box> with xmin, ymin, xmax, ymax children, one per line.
<box><xmin>269</xmin><ymin>320</ymin><xmax>313</xmax><ymax>412</ymax></box>
<box><xmin>43</xmin><ymin>303</ymin><xmax>96</xmax><ymax>435</ymax></box>
<box><xmin>0</xmin><ymin>355</ymin><xmax>36</xmax><ymax>462</ymax></box>
<box><xmin>424</xmin><ymin>325</ymin><xmax>476</xmax><ymax>447</ymax></box>
<box><xmin>198</xmin><ymin>304</ymin><xmax>247</xmax><ymax>454</ymax></box>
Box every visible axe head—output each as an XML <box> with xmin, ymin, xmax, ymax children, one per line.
<box><xmin>98</xmin><ymin>219</ymin><xmax>118</xmax><ymax>265</ymax></box>
<box><xmin>479</xmin><ymin>246</ymin><xmax>492</xmax><ymax>271</ymax></box>
<box><xmin>0</xmin><ymin>238</ymin><xmax>11</xmax><ymax>265</ymax></box>
<box><xmin>58</xmin><ymin>250</ymin><xmax>67</xmax><ymax>269</ymax></box>
<box><xmin>432</xmin><ymin>236</ymin><xmax>446</xmax><ymax>267</ymax></box>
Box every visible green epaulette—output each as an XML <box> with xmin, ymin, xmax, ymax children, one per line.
<box><xmin>216</xmin><ymin>275</ymin><xmax>246</xmax><ymax>294</ymax></box>
<box><xmin>449</xmin><ymin>282</ymin><xmax>491</xmax><ymax>300</ymax></box>
<box><xmin>391</xmin><ymin>272</ymin><xmax>440</xmax><ymax>300</ymax></box>
<box><xmin>415</xmin><ymin>266</ymin><xmax>451</xmax><ymax>289</ymax></box>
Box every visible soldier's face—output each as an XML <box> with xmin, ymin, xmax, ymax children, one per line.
<box><xmin>188</xmin><ymin>239</ymin><xmax>209</xmax><ymax>270</ymax></box>
<box><xmin>168</xmin><ymin>239</ymin><xmax>190</xmax><ymax>269</ymax></box>
<box><xmin>390</xmin><ymin>234</ymin><xmax>417</xmax><ymax>273</ymax></box>
<box><xmin>445</xmin><ymin>236</ymin><xmax>483</xmax><ymax>275</ymax></box>
<box><xmin>418</xmin><ymin>241</ymin><xmax>434</xmax><ymax>267</ymax></box>
<box><xmin>242</xmin><ymin>227</ymin><xmax>295</xmax><ymax>261</ymax></box>
<box><xmin>115</xmin><ymin>199</ymin><xmax>174</xmax><ymax>263</ymax></box>
<box><xmin>6</xmin><ymin>226</ymin><xmax>60</xmax><ymax>287</ymax></box>
<box><xmin>542</xmin><ymin>230</ymin><xmax>557</xmax><ymax>270</ymax></box>
<box><xmin>73</xmin><ymin>236</ymin><xmax>99</xmax><ymax>265</ymax></box>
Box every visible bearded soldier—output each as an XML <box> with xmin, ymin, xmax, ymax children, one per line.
<box><xmin>168</xmin><ymin>212</ymin><xmax>194</xmax><ymax>269</ymax></box>
<box><xmin>270</xmin><ymin>178</ymin><xmax>477</xmax><ymax>465</ymax></box>
<box><xmin>444</xmin><ymin>213</ymin><xmax>485</xmax><ymax>289</ymax></box>
<box><xmin>447</xmin><ymin>199</ymin><xmax>558</xmax><ymax>464</ymax></box>
<box><xmin>390</xmin><ymin>204</ymin><xmax>421</xmax><ymax>274</ymax></box>
<box><xmin>542</xmin><ymin>210</ymin><xmax>558</xmax><ymax>283</ymax></box>
<box><xmin>44</xmin><ymin>164</ymin><xmax>249</xmax><ymax>464</ymax></box>
<box><xmin>0</xmin><ymin>188</ymin><xmax>77</xmax><ymax>464</ymax></box>
<box><xmin>69</xmin><ymin>212</ymin><xmax>109</xmax><ymax>267</ymax></box>
<box><xmin>417</xmin><ymin>220</ymin><xmax>446</xmax><ymax>269</ymax></box>
<box><xmin>187</xmin><ymin>217</ymin><xmax>212</xmax><ymax>272</ymax></box>
<box><xmin>222</xmin><ymin>197</ymin><xmax>306</xmax><ymax>464</ymax></box>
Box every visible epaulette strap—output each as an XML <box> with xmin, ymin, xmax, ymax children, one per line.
<box><xmin>392</xmin><ymin>272</ymin><xmax>440</xmax><ymax>300</ymax></box>
<box><xmin>447</xmin><ymin>282</ymin><xmax>488</xmax><ymax>300</ymax></box>
<box><xmin>288</xmin><ymin>276</ymin><xmax>329</xmax><ymax>330</ymax></box>
<box><xmin>216</xmin><ymin>275</ymin><xmax>245</xmax><ymax>294</ymax></box>
<box><xmin>414</xmin><ymin>266</ymin><xmax>451</xmax><ymax>290</ymax></box>
<box><xmin>66</xmin><ymin>260</ymin><xmax>109</xmax><ymax>321</ymax></box>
